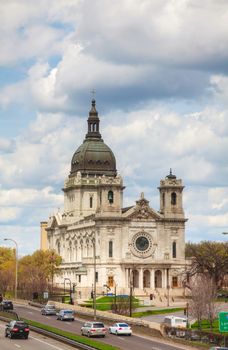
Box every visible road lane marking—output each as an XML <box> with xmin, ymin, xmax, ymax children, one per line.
<box><xmin>14</xmin><ymin>344</ymin><xmax>21</xmax><ymax>348</ymax></box>
<box><xmin>30</xmin><ymin>335</ymin><xmax>68</xmax><ymax>350</ymax></box>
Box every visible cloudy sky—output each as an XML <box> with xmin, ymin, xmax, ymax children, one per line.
<box><xmin>0</xmin><ymin>0</ymin><xmax>228</xmax><ymax>256</ymax></box>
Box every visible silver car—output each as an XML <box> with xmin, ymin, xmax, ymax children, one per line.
<box><xmin>81</xmin><ymin>322</ymin><xmax>106</xmax><ymax>338</ymax></box>
<box><xmin>41</xmin><ymin>305</ymin><xmax>57</xmax><ymax>315</ymax></box>
<box><xmin>56</xmin><ymin>309</ymin><xmax>75</xmax><ymax>321</ymax></box>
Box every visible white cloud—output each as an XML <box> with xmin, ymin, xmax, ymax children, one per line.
<box><xmin>0</xmin><ymin>0</ymin><xmax>81</xmax><ymax>65</ymax></box>
<box><xmin>0</xmin><ymin>187</ymin><xmax>63</xmax><ymax>207</ymax></box>
<box><xmin>76</xmin><ymin>1</ymin><xmax>228</xmax><ymax>67</ymax></box>
<box><xmin>0</xmin><ymin>207</ymin><xmax>22</xmax><ymax>222</ymax></box>
<box><xmin>0</xmin><ymin>112</ymin><xmax>85</xmax><ymax>188</ymax></box>
<box><xmin>0</xmin><ymin>138</ymin><xmax>15</xmax><ymax>153</ymax></box>
<box><xmin>0</xmin><ymin>0</ymin><xmax>228</xmax><ymax>254</ymax></box>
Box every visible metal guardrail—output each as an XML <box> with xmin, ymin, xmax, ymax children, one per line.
<box><xmin>0</xmin><ymin>313</ymin><xmax>101</xmax><ymax>350</ymax></box>
<box><xmin>27</xmin><ymin>325</ymin><xmax>99</xmax><ymax>350</ymax></box>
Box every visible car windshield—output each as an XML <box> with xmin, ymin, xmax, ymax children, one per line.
<box><xmin>93</xmin><ymin>323</ymin><xmax>104</xmax><ymax>328</ymax></box>
<box><xmin>119</xmin><ymin>324</ymin><xmax>129</xmax><ymax>327</ymax></box>
<box><xmin>64</xmin><ymin>311</ymin><xmax>73</xmax><ymax>314</ymax></box>
<box><xmin>46</xmin><ymin>306</ymin><xmax>55</xmax><ymax>308</ymax></box>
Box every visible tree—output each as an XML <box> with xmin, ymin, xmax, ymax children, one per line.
<box><xmin>189</xmin><ymin>274</ymin><xmax>218</xmax><ymax>331</ymax></box>
<box><xmin>18</xmin><ymin>249</ymin><xmax>62</xmax><ymax>299</ymax></box>
<box><xmin>185</xmin><ymin>241</ymin><xmax>228</xmax><ymax>289</ymax></box>
<box><xmin>189</xmin><ymin>275</ymin><xmax>206</xmax><ymax>330</ymax></box>
<box><xmin>204</xmin><ymin>278</ymin><xmax>217</xmax><ymax>331</ymax></box>
<box><xmin>0</xmin><ymin>247</ymin><xmax>15</xmax><ymax>296</ymax></box>
<box><xmin>111</xmin><ymin>295</ymin><xmax>134</xmax><ymax>316</ymax></box>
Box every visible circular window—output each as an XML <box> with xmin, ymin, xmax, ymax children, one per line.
<box><xmin>135</xmin><ymin>236</ymin><xmax>149</xmax><ymax>251</ymax></box>
<box><xmin>130</xmin><ymin>232</ymin><xmax>155</xmax><ymax>258</ymax></box>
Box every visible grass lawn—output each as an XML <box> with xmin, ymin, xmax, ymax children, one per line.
<box><xmin>132</xmin><ymin>307</ymin><xmax>184</xmax><ymax>318</ymax></box>
<box><xmin>82</xmin><ymin>296</ymin><xmax>140</xmax><ymax>311</ymax></box>
<box><xmin>191</xmin><ymin>319</ymin><xmax>220</xmax><ymax>332</ymax></box>
<box><xmin>24</xmin><ymin>319</ymin><xmax>121</xmax><ymax>350</ymax></box>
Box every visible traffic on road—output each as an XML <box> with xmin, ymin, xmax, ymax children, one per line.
<box><xmin>0</xmin><ymin>320</ymin><xmax>80</xmax><ymax>350</ymax></box>
<box><xmin>2</xmin><ymin>302</ymin><xmax>197</xmax><ymax>350</ymax></box>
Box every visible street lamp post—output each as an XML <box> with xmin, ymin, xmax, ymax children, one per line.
<box><xmin>64</xmin><ymin>278</ymin><xmax>72</xmax><ymax>304</ymax></box>
<box><xmin>4</xmin><ymin>238</ymin><xmax>18</xmax><ymax>299</ymax></box>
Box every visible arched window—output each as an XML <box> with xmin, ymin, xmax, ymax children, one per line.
<box><xmin>108</xmin><ymin>190</ymin><xmax>114</xmax><ymax>204</ymax></box>
<box><xmin>171</xmin><ymin>192</ymin><xmax>177</xmax><ymax>205</ymax></box>
<box><xmin>109</xmin><ymin>241</ymin><xmax>113</xmax><ymax>257</ymax></box>
<box><xmin>90</xmin><ymin>196</ymin><xmax>93</xmax><ymax>208</ymax></box>
<box><xmin>172</xmin><ymin>241</ymin><xmax>177</xmax><ymax>258</ymax></box>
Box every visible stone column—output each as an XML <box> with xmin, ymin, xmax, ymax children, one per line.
<box><xmin>125</xmin><ymin>268</ymin><xmax>129</xmax><ymax>288</ymax></box>
<box><xmin>163</xmin><ymin>269</ymin><xmax>167</xmax><ymax>288</ymax></box>
<box><xmin>150</xmin><ymin>269</ymin><xmax>155</xmax><ymax>289</ymax></box>
<box><xmin>139</xmin><ymin>268</ymin><xmax>143</xmax><ymax>289</ymax></box>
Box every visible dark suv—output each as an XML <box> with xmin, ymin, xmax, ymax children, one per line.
<box><xmin>5</xmin><ymin>320</ymin><xmax>30</xmax><ymax>339</ymax></box>
<box><xmin>0</xmin><ymin>300</ymin><xmax>13</xmax><ymax>310</ymax></box>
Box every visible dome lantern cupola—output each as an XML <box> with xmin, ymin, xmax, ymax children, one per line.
<box><xmin>70</xmin><ymin>100</ymin><xmax>117</xmax><ymax>177</ymax></box>
<box><xmin>86</xmin><ymin>99</ymin><xmax>101</xmax><ymax>139</ymax></box>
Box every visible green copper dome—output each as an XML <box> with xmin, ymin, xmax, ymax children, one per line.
<box><xmin>70</xmin><ymin>100</ymin><xmax>117</xmax><ymax>177</ymax></box>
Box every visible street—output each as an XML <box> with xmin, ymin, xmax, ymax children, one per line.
<box><xmin>11</xmin><ymin>303</ymin><xmax>198</xmax><ymax>350</ymax></box>
<box><xmin>0</xmin><ymin>320</ymin><xmax>78</xmax><ymax>350</ymax></box>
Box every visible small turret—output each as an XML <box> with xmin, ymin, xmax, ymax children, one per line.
<box><xmin>158</xmin><ymin>169</ymin><xmax>185</xmax><ymax>219</ymax></box>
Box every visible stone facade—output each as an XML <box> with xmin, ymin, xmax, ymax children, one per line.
<box><xmin>46</xmin><ymin>100</ymin><xmax>188</xmax><ymax>300</ymax></box>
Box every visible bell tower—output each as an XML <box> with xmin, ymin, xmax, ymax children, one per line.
<box><xmin>158</xmin><ymin>169</ymin><xmax>185</xmax><ymax>219</ymax></box>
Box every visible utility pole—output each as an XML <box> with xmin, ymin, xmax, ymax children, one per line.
<box><xmin>186</xmin><ymin>302</ymin><xmax>189</xmax><ymax>328</ymax></box>
<box><xmin>167</xmin><ymin>268</ymin><xmax>170</xmax><ymax>307</ymax></box>
<box><xmin>129</xmin><ymin>284</ymin><xmax>133</xmax><ymax>317</ymax></box>
<box><xmin>114</xmin><ymin>283</ymin><xmax>117</xmax><ymax>312</ymax></box>
<box><xmin>93</xmin><ymin>233</ymin><xmax>97</xmax><ymax>321</ymax></box>
<box><xmin>129</xmin><ymin>268</ymin><xmax>133</xmax><ymax>317</ymax></box>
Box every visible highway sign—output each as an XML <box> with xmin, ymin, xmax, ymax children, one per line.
<box><xmin>219</xmin><ymin>312</ymin><xmax>228</xmax><ymax>333</ymax></box>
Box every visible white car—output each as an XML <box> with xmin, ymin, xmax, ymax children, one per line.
<box><xmin>109</xmin><ymin>323</ymin><xmax>132</xmax><ymax>336</ymax></box>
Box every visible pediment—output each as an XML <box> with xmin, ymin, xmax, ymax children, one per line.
<box><xmin>122</xmin><ymin>193</ymin><xmax>162</xmax><ymax>220</ymax></box>
<box><xmin>47</xmin><ymin>213</ymin><xmax>62</xmax><ymax>229</ymax></box>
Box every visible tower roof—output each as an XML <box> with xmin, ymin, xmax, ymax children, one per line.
<box><xmin>166</xmin><ymin>168</ymin><xmax>176</xmax><ymax>180</ymax></box>
<box><xmin>70</xmin><ymin>100</ymin><xmax>117</xmax><ymax>177</ymax></box>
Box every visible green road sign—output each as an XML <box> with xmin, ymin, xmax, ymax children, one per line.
<box><xmin>219</xmin><ymin>312</ymin><xmax>228</xmax><ymax>333</ymax></box>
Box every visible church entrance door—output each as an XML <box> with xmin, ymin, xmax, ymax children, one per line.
<box><xmin>132</xmin><ymin>270</ymin><xmax>139</xmax><ymax>288</ymax></box>
<box><xmin>143</xmin><ymin>270</ymin><xmax>150</xmax><ymax>288</ymax></box>
<box><xmin>155</xmin><ymin>270</ymin><xmax>162</xmax><ymax>288</ymax></box>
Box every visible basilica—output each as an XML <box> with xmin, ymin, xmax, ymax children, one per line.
<box><xmin>45</xmin><ymin>100</ymin><xmax>188</xmax><ymax>300</ymax></box>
